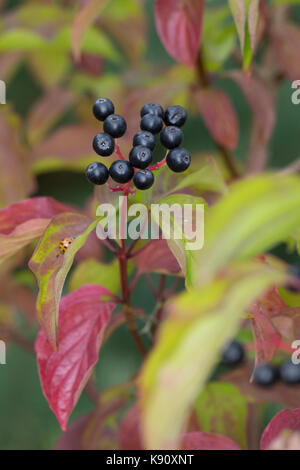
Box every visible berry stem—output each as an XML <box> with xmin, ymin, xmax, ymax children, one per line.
<box><xmin>115</xmin><ymin>142</ymin><xmax>126</xmax><ymax>160</ymax></box>
<box><xmin>148</xmin><ymin>152</ymin><xmax>168</xmax><ymax>171</ymax></box>
<box><xmin>118</xmin><ymin>195</ymin><xmax>147</xmax><ymax>357</ymax></box>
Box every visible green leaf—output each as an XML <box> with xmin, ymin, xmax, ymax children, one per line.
<box><xmin>151</xmin><ymin>194</ymin><xmax>205</xmax><ymax>287</ymax></box>
<box><xmin>139</xmin><ymin>156</ymin><xmax>226</xmax><ymax>206</ymax></box>
<box><xmin>0</xmin><ymin>29</ymin><xmax>46</xmax><ymax>52</ymax></box>
<box><xmin>71</xmin><ymin>0</ymin><xmax>110</xmax><ymax>60</ymax></box>
<box><xmin>139</xmin><ymin>261</ymin><xmax>287</xmax><ymax>449</ymax></box>
<box><xmin>103</xmin><ymin>0</ymin><xmax>142</xmax><ymax>20</ymax></box>
<box><xmin>172</xmin><ymin>156</ymin><xmax>227</xmax><ymax>195</ymax></box>
<box><xmin>202</xmin><ymin>6</ymin><xmax>236</xmax><ymax>72</ymax></box>
<box><xmin>195</xmin><ymin>382</ymin><xmax>248</xmax><ymax>449</ymax></box>
<box><xmin>53</xmin><ymin>26</ymin><xmax>121</xmax><ymax>63</ymax></box>
<box><xmin>228</xmin><ymin>0</ymin><xmax>260</xmax><ymax>70</ymax></box>
<box><xmin>29</xmin><ymin>213</ymin><xmax>98</xmax><ymax>349</ymax></box>
<box><xmin>68</xmin><ymin>258</ymin><xmax>122</xmax><ymax>294</ymax></box>
<box><xmin>193</xmin><ymin>174</ymin><xmax>300</xmax><ymax>287</ymax></box>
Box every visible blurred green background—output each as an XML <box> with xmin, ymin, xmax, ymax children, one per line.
<box><xmin>0</xmin><ymin>0</ymin><xmax>300</xmax><ymax>449</ymax></box>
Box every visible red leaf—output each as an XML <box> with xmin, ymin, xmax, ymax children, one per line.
<box><xmin>155</xmin><ymin>0</ymin><xmax>205</xmax><ymax>67</ymax></box>
<box><xmin>250</xmin><ymin>306</ymin><xmax>281</xmax><ymax>365</ymax></box>
<box><xmin>230</xmin><ymin>71</ymin><xmax>275</xmax><ymax>144</ymax></box>
<box><xmin>271</xmin><ymin>23</ymin><xmax>300</xmax><ymax>81</ymax></box>
<box><xmin>181</xmin><ymin>432</ymin><xmax>241</xmax><ymax>450</ymax></box>
<box><xmin>35</xmin><ymin>284</ymin><xmax>115</xmax><ymax>430</ymax></box>
<box><xmin>119</xmin><ymin>404</ymin><xmax>143</xmax><ymax>450</ymax></box>
<box><xmin>0</xmin><ymin>197</ymin><xmax>71</xmax><ymax>263</ymax></box>
<box><xmin>260</xmin><ymin>409</ymin><xmax>300</xmax><ymax>450</ymax></box>
<box><xmin>0</xmin><ymin>110</ymin><xmax>35</xmax><ymax>206</ymax></box>
<box><xmin>56</xmin><ymin>414</ymin><xmax>90</xmax><ymax>450</ymax></box>
<box><xmin>250</xmin><ymin>288</ymin><xmax>287</xmax><ymax>364</ymax></box>
<box><xmin>32</xmin><ymin>125</ymin><xmax>95</xmax><ymax>166</ymax></box>
<box><xmin>229</xmin><ymin>71</ymin><xmax>275</xmax><ymax>173</ymax></box>
<box><xmin>195</xmin><ymin>87</ymin><xmax>239</xmax><ymax>150</ymax></box>
<box><xmin>136</xmin><ymin>240</ymin><xmax>181</xmax><ymax>275</ymax></box>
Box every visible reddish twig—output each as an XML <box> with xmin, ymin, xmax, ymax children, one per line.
<box><xmin>115</xmin><ymin>142</ymin><xmax>126</xmax><ymax>160</ymax></box>
<box><xmin>118</xmin><ymin>196</ymin><xmax>147</xmax><ymax>357</ymax></box>
<box><xmin>148</xmin><ymin>152</ymin><xmax>168</xmax><ymax>171</ymax></box>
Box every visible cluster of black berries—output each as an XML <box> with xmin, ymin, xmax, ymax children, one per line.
<box><xmin>85</xmin><ymin>98</ymin><xmax>191</xmax><ymax>191</ymax></box>
<box><xmin>222</xmin><ymin>340</ymin><xmax>300</xmax><ymax>387</ymax></box>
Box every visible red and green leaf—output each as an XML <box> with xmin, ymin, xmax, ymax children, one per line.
<box><xmin>35</xmin><ymin>284</ymin><xmax>115</xmax><ymax>430</ymax></box>
<box><xmin>229</xmin><ymin>0</ymin><xmax>261</xmax><ymax>70</ymax></box>
<box><xmin>71</xmin><ymin>0</ymin><xmax>109</xmax><ymax>61</ymax></box>
<box><xmin>260</xmin><ymin>409</ymin><xmax>300</xmax><ymax>450</ymax></box>
<box><xmin>0</xmin><ymin>197</ymin><xmax>71</xmax><ymax>263</ymax></box>
<box><xmin>29</xmin><ymin>212</ymin><xmax>99</xmax><ymax>348</ymax></box>
<box><xmin>194</xmin><ymin>382</ymin><xmax>248</xmax><ymax>448</ymax></box>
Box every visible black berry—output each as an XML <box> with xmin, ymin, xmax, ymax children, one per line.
<box><xmin>166</xmin><ymin>148</ymin><xmax>191</xmax><ymax>173</ymax></box>
<box><xmin>104</xmin><ymin>114</ymin><xmax>127</xmax><ymax>138</ymax></box>
<box><xmin>286</xmin><ymin>265</ymin><xmax>300</xmax><ymax>292</ymax></box>
<box><xmin>133</xmin><ymin>131</ymin><xmax>156</xmax><ymax>151</ymax></box>
<box><xmin>109</xmin><ymin>160</ymin><xmax>134</xmax><ymax>184</ymax></box>
<box><xmin>129</xmin><ymin>146</ymin><xmax>152</xmax><ymax>169</ymax></box>
<box><xmin>86</xmin><ymin>162</ymin><xmax>109</xmax><ymax>185</ymax></box>
<box><xmin>133</xmin><ymin>169</ymin><xmax>154</xmax><ymax>190</ymax></box>
<box><xmin>279</xmin><ymin>360</ymin><xmax>300</xmax><ymax>385</ymax></box>
<box><xmin>253</xmin><ymin>364</ymin><xmax>278</xmax><ymax>387</ymax></box>
<box><xmin>93</xmin><ymin>132</ymin><xmax>115</xmax><ymax>156</ymax></box>
<box><xmin>140</xmin><ymin>114</ymin><xmax>163</xmax><ymax>134</ymax></box>
<box><xmin>140</xmin><ymin>103</ymin><xmax>164</xmax><ymax>119</ymax></box>
<box><xmin>93</xmin><ymin>98</ymin><xmax>114</xmax><ymax>121</ymax></box>
<box><xmin>164</xmin><ymin>105</ymin><xmax>187</xmax><ymax>127</ymax></box>
<box><xmin>160</xmin><ymin>126</ymin><xmax>183</xmax><ymax>149</ymax></box>
<box><xmin>221</xmin><ymin>340</ymin><xmax>245</xmax><ymax>367</ymax></box>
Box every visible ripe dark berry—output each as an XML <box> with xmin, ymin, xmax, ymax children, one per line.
<box><xmin>286</xmin><ymin>265</ymin><xmax>300</xmax><ymax>292</ymax></box>
<box><xmin>133</xmin><ymin>131</ymin><xmax>156</xmax><ymax>151</ymax></box>
<box><xmin>221</xmin><ymin>340</ymin><xmax>245</xmax><ymax>367</ymax></box>
<box><xmin>133</xmin><ymin>169</ymin><xmax>154</xmax><ymax>190</ymax></box>
<box><xmin>279</xmin><ymin>360</ymin><xmax>300</xmax><ymax>385</ymax></box>
<box><xmin>103</xmin><ymin>114</ymin><xmax>127</xmax><ymax>138</ymax></box>
<box><xmin>140</xmin><ymin>114</ymin><xmax>163</xmax><ymax>134</ymax></box>
<box><xmin>253</xmin><ymin>364</ymin><xmax>278</xmax><ymax>387</ymax></box>
<box><xmin>129</xmin><ymin>146</ymin><xmax>152</xmax><ymax>169</ymax></box>
<box><xmin>164</xmin><ymin>105</ymin><xmax>187</xmax><ymax>127</ymax></box>
<box><xmin>160</xmin><ymin>126</ymin><xmax>183</xmax><ymax>149</ymax></box>
<box><xmin>109</xmin><ymin>160</ymin><xmax>134</xmax><ymax>184</ymax></box>
<box><xmin>92</xmin><ymin>98</ymin><xmax>114</xmax><ymax>121</ymax></box>
<box><xmin>86</xmin><ymin>162</ymin><xmax>109</xmax><ymax>185</ymax></box>
<box><xmin>166</xmin><ymin>148</ymin><xmax>191</xmax><ymax>173</ymax></box>
<box><xmin>140</xmin><ymin>103</ymin><xmax>164</xmax><ymax>119</ymax></box>
<box><xmin>93</xmin><ymin>132</ymin><xmax>115</xmax><ymax>156</ymax></box>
